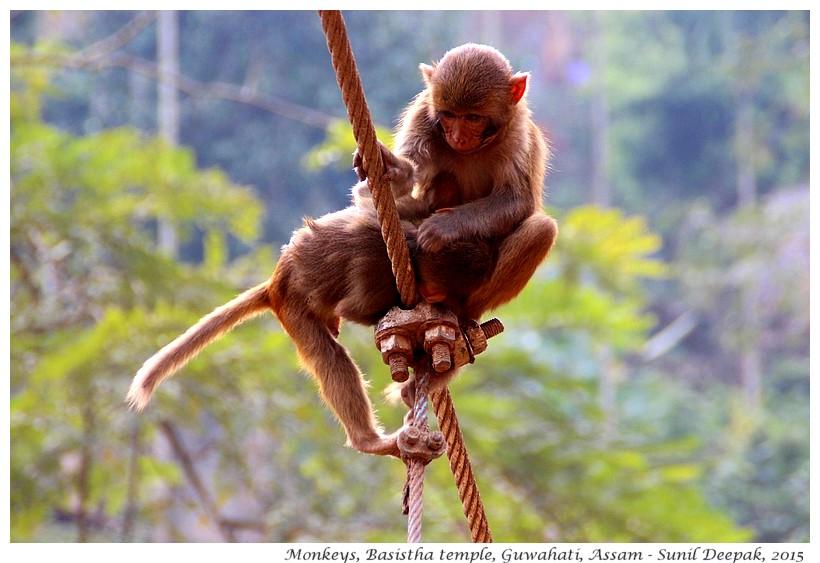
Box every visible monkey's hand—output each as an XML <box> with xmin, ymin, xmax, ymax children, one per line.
<box><xmin>416</xmin><ymin>208</ymin><xmax>463</xmax><ymax>253</ymax></box>
<box><xmin>352</xmin><ymin>147</ymin><xmax>368</xmax><ymax>181</ymax></box>
<box><xmin>353</xmin><ymin>141</ymin><xmax>415</xmax><ymax>198</ymax></box>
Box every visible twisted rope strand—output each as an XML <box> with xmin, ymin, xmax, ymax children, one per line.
<box><xmin>405</xmin><ymin>365</ymin><xmax>432</xmax><ymax>543</ymax></box>
<box><xmin>432</xmin><ymin>389</ymin><xmax>493</xmax><ymax>542</ymax></box>
<box><xmin>318</xmin><ymin>10</ymin><xmax>416</xmax><ymax>308</ymax></box>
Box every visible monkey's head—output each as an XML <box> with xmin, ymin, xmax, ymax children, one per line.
<box><xmin>420</xmin><ymin>43</ymin><xmax>529</xmax><ymax>154</ymax></box>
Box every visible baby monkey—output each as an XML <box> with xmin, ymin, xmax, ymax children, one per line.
<box><xmin>357</xmin><ymin>43</ymin><xmax>557</xmax><ymax>321</ymax></box>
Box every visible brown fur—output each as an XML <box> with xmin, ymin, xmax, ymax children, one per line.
<box><xmin>127</xmin><ymin>283</ymin><xmax>271</xmax><ymax>410</ymax></box>
<box><xmin>388</xmin><ymin>43</ymin><xmax>558</xmax><ymax>319</ymax></box>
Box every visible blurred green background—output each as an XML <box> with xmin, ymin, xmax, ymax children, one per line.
<box><xmin>9</xmin><ymin>10</ymin><xmax>809</xmax><ymax>542</ymax></box>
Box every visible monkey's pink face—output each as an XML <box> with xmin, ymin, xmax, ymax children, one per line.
<box><xmin>438</xmin><ymin>111</ymin><xmax>494</xmax><ymax>154</ymax></box>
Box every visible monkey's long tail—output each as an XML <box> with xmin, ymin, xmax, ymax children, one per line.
<box><xmin>126</xmin><ymin>282</ymin><xmax>271</xmax><ymax>411</ymax></box>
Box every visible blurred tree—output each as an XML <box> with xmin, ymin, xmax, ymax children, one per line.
<box><xmin>676</xmin><ymin>188</ymin><xmax>808</xmax><ymax>401</ymax></box>
<box><xmin>10</xmin><ymin>52</ymin><xmax>264</xmax><ymax>540</ymax></box>
<box><xmin>673</xmin><ymin>188</ymin><xmax>809</xmax><ymax>541</ymax></box>
<box><xmin>565</xmin><ymin>11</ymin><xmax>809</xmax><ymax>228</ymax></box>
<box><xmin>156</xmin><ymin>9</ymin><xmax>180</xmax><ymax>257</ymax></box>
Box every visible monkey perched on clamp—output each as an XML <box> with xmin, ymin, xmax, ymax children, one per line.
<box><xmin>385</xmin><ymin>43</ymin><xmax>557</xmax><ymax>321</ymax></box>
<box><xmin>127</xmin><ymin>43</ymin><xmax>557</xmax><ymax>458</ymax></box>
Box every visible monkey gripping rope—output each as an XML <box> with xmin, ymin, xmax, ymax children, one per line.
<box><xmin>318</xmin><ymin>10</ymin><xmax>492</xmax><ymax>543</ymax></box>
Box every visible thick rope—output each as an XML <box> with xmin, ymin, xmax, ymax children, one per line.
<box><xmin>431</xmin><ymin>389</ymin><xmax>493</xmax><ymax>543</ymax></box>
<box><xmin>318</xmin><ymin>10</ymin><xmax>417</xmax><ymax>308</ymax></box>
<box><xmin>318</xmin><ymin>10</ymin><xmax>491</xmax><ymax>543</ymax></box>
<box><xmin>404</xmin><ymin>365</ymin><xmax>432</xmax><ymax>543</ymax></box>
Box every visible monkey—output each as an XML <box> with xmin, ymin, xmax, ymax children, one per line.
<box><xmin>356</xmin><ymin>43</ymin><xmax>558</xmax><ymax>323</ymax></box>
<box><xmin>412</xmin><ymin>237</ymin><xmax>496</xmax><ymax>314</ymax></box>
<box><xmin>129</xmin><ymin>162</ymin><xmax>405</xmax><ymax>457</ymax></box>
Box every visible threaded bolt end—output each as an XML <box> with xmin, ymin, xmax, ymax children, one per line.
<box><xmin>480</xmin><ymin>318</ymin><xmax>504</xmax><ymax>339</ymax></box>
<box><xmin>389</xmin><ymin>354</ymin><xmax>410</xmax><ymax>382</ymax></box>
<box><xmin>431</xmin><ymin>342</ymin><xmax>452</xmax><ymax>372</ymax></box>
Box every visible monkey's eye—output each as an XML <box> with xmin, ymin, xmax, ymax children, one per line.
<box><xmin>439</xmin><ymin>110</ymin><xmax>456</xmax><ymax>120</ymax></box>
<box><xmin>465</xmin><ymin>114</ymin><xmax>483</xmax><ymax>122</ymax></box>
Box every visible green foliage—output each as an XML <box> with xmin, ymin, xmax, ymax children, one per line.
<box><xmin>507</xmin><ymin>206</ymin><xmax>665</xmax><ymax>352</ymax></box>
<box><xmin>670</xmin><ymin>191</ymin><xmax>809</xmax><ymax>542</ymax></box>
<box><xmin>575</xmin><ymin>11</ymin><xmax>810</xmax><ymax>219</ymax></box>
<box><xmin>10</xmin><ymin>62</ymin><xmax>267</xmax><ymax>540</ymax></box>
<box><xmin>554</xmin><ymin>206</ymin><xmax>666</xmax><ymax>306</ymax></box>
<box><xmin>440</xmin><ymin>206</ymin><xmax>748</xmax><ymax>542</ymax></box>
<box><xmin>591</xmin><ymin>12</ymin><xmax>689</xmax><ymax>106</ymax></box>
<box><xmin>10</xmin><ymin>11</ymin><xmax>808</xmax><ymax>543</ymax></box>
<box><xmin>677</xmin><ymin>190</ymin><xmax>808</xmax><ymax>364</ymax></box>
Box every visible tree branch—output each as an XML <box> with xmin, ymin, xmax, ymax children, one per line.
<box><xmin>77</xmin><ymin>10</ymin><xmax>157</xmax><ymax>62</ymax></box>
<box><xmin>158</xmin><ymin>420</ymin><xmax>238</xmax><ymax>542</ymax></box>
<box><xmin>12</xmin><ymin>47</ymin><xmax>337</xmax><ymax>129</ymax></box>
<box><xmin>120</xmin><ymin>423</ymin><xmax>142</xmax><ymax>542</ymax></box>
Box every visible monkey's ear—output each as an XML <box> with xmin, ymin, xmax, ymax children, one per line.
<box><xmin>420</xmin><ymin>63</ymin><xmax>436</xmax><ymax>87</ymax></box>
<box><xmin>509</xmin><ymin>72</ymin><xmax>529</xmax><ymax>105</ymax></box>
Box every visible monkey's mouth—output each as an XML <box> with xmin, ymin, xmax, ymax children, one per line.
<box><xmin>450</xmin><ymin>143</ymin><xmax>483</xmax><ymax>155</ymax></box>
<box><xmin>450</xmin><ymin>133</ymin><xmax>499</xmax><ymax>155</ymax></box>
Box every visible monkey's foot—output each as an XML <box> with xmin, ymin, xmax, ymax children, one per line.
<box><xmin>350</xmin><ymin>433</ymin><xmax>401</xmax><ymax>458</ymax></box>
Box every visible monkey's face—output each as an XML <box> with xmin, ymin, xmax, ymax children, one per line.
<box><xmin>437</xmin><ymin>110</ymin><xmax>498</xmax><ymax>154</ymax></box>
